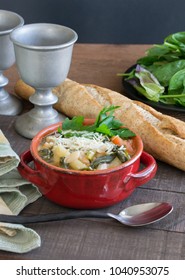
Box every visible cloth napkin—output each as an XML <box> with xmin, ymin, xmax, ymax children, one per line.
<box><xmin>0</xmin><ymin>129</ymin><xmax>42</xmax><ymax>253</ymax></box>
<box><xmin>0</xmin><ymin>130</ymin><xmax>19</xmax><ymax>176</ymax></box>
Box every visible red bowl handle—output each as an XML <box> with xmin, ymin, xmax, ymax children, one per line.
<box><xmin>17</xmin><ymin>150</ymin><xmax>45</xmax><ymax>187</ymax></box>
<box><xmin>124</xmin><ymin>151</ymin><xmax>157</xmax><ymax>191</ymax></box>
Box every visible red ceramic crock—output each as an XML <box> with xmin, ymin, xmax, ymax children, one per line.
<box><xmin>18</xmin><ymin>120</ymin><xmax>157</xmax><ymax>209</ymax></box>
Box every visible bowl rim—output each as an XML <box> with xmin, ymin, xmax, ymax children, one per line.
<box><xmin>30</xmin><ymin>120</ymin><xmax>143</xmax><ymax>175</ymax></box>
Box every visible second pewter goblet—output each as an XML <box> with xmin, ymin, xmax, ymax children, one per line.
<box><xmin>10</xmin><ymin>23</ymin><xmax>78</xmax><ymax>139</ymax></box>
<box><xmin>0</xmin><ymin>10</ymin><xmax>24</xmax><ymax>116</ymax></box>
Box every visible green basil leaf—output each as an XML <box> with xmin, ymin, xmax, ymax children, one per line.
<box><xmin>60</xmin><ymin>106</ymin><xmax>136</xmax><ymax>139</ymax></box>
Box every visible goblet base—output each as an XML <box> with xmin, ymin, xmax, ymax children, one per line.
<box><xmin>14</xmin><ymin>108</ymin><xmax>66</xmax><ymax>139</ymax></box>
<box><xmin>0</xmin><ymin>93</ymin><xmax>23</xmax><ymax>116</ymax></box>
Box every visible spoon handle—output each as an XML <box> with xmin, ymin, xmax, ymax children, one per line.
<box><xmin>0</xmin><ymin>211</ymin><xmax>109</xmax><ymax>224</ymax></box>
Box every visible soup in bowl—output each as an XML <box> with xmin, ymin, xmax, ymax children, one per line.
<box><xmin>18</xmin><ymin>108</ymin><xmax>157</xmax><ymax>209</ymax></box>
<box><xmin>38</xmin><ymin>129</ymin><xmax>135</xmax><ymax>171</ymax></box>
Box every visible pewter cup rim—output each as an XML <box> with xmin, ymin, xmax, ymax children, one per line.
<box><xmin>0</xmin><ymin>9</ymin><xmax>24</xmax><ymax>35</ymax></box>
<box><xmin>10</xmin><ymin>23</ymin><xmax>78</xmax><ymax>50</ymax></box>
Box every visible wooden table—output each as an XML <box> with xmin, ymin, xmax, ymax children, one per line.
<box><xmin>1</xmin><ymin>44</ymin><xmax>185</xmax><ymax>260</ymax></box>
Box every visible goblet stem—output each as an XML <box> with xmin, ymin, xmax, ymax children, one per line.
<box><xmin>0</xmin><ymin>71</ymin><xmax>8</xmax><ymax>90</ymax></box>
<box><xmin>14</xmin><ymin>88</ymin><xmax>66</xmax><ymax>139</ymax></box>
<box><xmin>0</xmin><ymin>71</ymin><xmax>22</xmax><ymax>115</ymax></box>
<box><xmin>29</xmin><ymin>88</ymin><xmax>58</xmax><ymax>107</ymax></box>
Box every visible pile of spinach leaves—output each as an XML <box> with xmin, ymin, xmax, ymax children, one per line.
<box><xmin>120</xmin><ymin>32</ymin><xmax>185</xmax><ymax>107</ymax></box>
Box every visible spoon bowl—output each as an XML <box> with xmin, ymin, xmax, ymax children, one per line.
<box><xmin>0</xmin><ymin>202</ymin><xmax>173</xmax><ymax>227</ymax></box>
<box><xmin>108</xmin><ymin>202</ymin><xmax>173</xmax><ymax>226</ymax></box>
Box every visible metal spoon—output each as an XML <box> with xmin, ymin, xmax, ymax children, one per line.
<box><xmin>0</xmin><ymin>202</ymin><xmax>173</xmax><ymax>227</ymax></box>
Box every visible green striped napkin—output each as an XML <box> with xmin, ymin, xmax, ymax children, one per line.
<box><xmin>0</xmin><ymin>130</ymin><xmax>42</xmax><ymax>253</ymax></box>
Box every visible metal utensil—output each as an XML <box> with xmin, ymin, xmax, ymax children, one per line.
<box><xmin>10</xmin><ymin>23</ymin><xmax>78</xmax><ymax>139</ymax></box>
<box><xmin>0</xmin><ymin>202</ymin><xmax>173</xmax><ymax>227</ymax></box>
<box><xmin>0</xmin><ymin>10</ymin><xmax>24</xmax><ymax>116</ymax></box>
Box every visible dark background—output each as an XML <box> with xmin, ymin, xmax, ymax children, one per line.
<box><xmin>1</xmin><ymin>0</ymin><xmax>185</xmax><ymax>44</ymax></box>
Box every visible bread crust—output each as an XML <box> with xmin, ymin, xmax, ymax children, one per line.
<box><xmin>14</xmin><ymin>79</ymin><xmax>35</xmax><ymax>101</ymax></box>
<box><xmin>14</xmin><ymin>78</ymin><xmax>185</xmax><ymax>171</ymax></box>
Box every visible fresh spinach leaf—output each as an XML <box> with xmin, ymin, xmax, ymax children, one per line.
<box><xmin>168</xmin><ymin>68</ymin><xmax>185</xmax><ymax>93</ymax></box>
<box><xmin>147</xmin><ymin>60</ymin><xmax>185</xmax><ymax>86</ymax></box>
<box><xmin>134</xmin><ymin>65</ymin><xmax>164</xmax><ymax>101</ymax></box>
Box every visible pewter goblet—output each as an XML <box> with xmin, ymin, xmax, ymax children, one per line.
<box><xmin>10</xmin><ymin>23</ymin><xmax>78</xmax><ymax>139</ymax></box>
<box><xmin>0</xmin><ymin>10</ymin><xmax>24</xmax><ymax>115</ymax></box>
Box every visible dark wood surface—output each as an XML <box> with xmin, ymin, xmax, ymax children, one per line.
<box><xmin>1</xmin><ymin>44</ymin><xmax>185</xmax><ymax>260</ymax></box>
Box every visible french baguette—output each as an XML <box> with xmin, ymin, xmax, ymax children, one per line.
<box><xmin>14</xmin><ymin>79</ymin><xmax>185</xmax><ymax>171</ymax></box>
